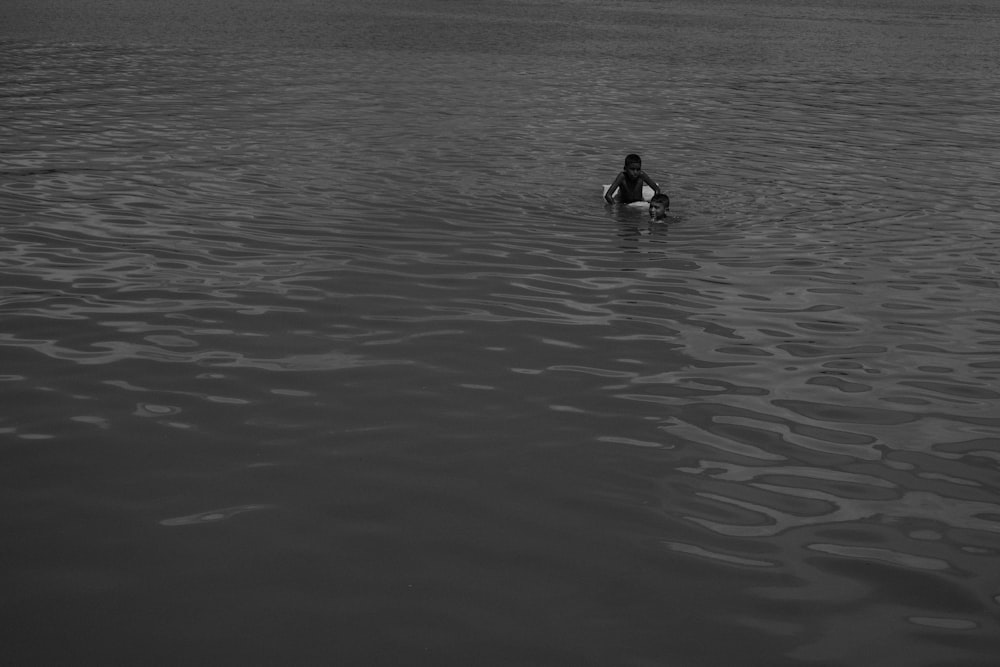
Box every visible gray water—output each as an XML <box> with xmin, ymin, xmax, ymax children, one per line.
<box><xmin>2</xmin><ymin>1</ymin><xmax>1000</xmax><ymax>665</ymax></box>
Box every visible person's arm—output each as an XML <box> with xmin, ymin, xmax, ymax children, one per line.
<box><xmin>605</xmin><ymin>173</ymin><xmax>624</xmax><ymax>203</ymax></box>
<box><xmin>640</xmin><ymin>171</ymin><xmax>661</xmax><ymax>194</ymax></box>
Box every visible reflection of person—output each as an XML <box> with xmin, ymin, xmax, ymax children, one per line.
<box><xmin>604</xmin><ymin>153</ymin><xmax>660</xmax><ymax>204</ymax></box>
<box><xmin>648</xmin><ymin>193</ymin><xmax>670</xmax><ymax>222</ymax></box>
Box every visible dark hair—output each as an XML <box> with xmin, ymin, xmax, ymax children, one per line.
<box><xmin>650</xmin><ymin>193</ymin><xmax>670</xmax><ymax>208</ymax></box>
<box><xmin>624</xmin><ymin>153</ymin><xmax>642</xmax><ymax>168</ymax></box>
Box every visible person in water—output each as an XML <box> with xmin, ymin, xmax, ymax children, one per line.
<box><xmin>648</xmin><ymin>193</ymin><xmax>670</xmax><ymax>222</ymax></box>
<box><xmin>604</xmin><ymin>153</ymin><xmax>661</xmax><ymax>204</ymax></box>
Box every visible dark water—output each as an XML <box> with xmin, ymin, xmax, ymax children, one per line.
<box><xmin>2</xmin><ymin>1</ymin><xmax>999</xmax><ymax>665</ymax></box>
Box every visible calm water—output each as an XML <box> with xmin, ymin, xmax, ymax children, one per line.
<box><xmin>2</xmin><ymin>1</ymin><xmax>1000</xmax><ymax>665</ymax></box>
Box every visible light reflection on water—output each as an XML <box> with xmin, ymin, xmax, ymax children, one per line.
<box><xmin>2</xmin><ymin>0</ymin><xmax>1000</xmax><ymax>664</ymax></box>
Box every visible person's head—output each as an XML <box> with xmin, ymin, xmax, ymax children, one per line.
<box><xmin>649</xmin><ymin>193</ymin><xmax>670</xmax><ymax>220</ymax></box>
<box><xmin>623</xmin><ymin>153</ymin><xmax>642</xmax><ymax>176</ymax></box>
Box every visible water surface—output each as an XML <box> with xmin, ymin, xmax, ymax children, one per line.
<box><xmin>2</xmin><ymin>1</ymin><xmax>1000</xmax><ymax>665</ymax></box>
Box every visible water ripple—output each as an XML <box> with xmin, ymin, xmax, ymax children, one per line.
<box><xmin>2</xmin><ymin>27</ymin><xmax>1000</xmax><ymax>664</ymax></box>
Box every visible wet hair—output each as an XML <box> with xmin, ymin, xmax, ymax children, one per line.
<box><xmin>650</xmin><ymin>193</ymin><xmax>670</xmax><ymax>209</ymax></box>
<box><xmin>624</xmin><ymin>153</ymin><xmax>642</xmax><ymax>168</ymax></box>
